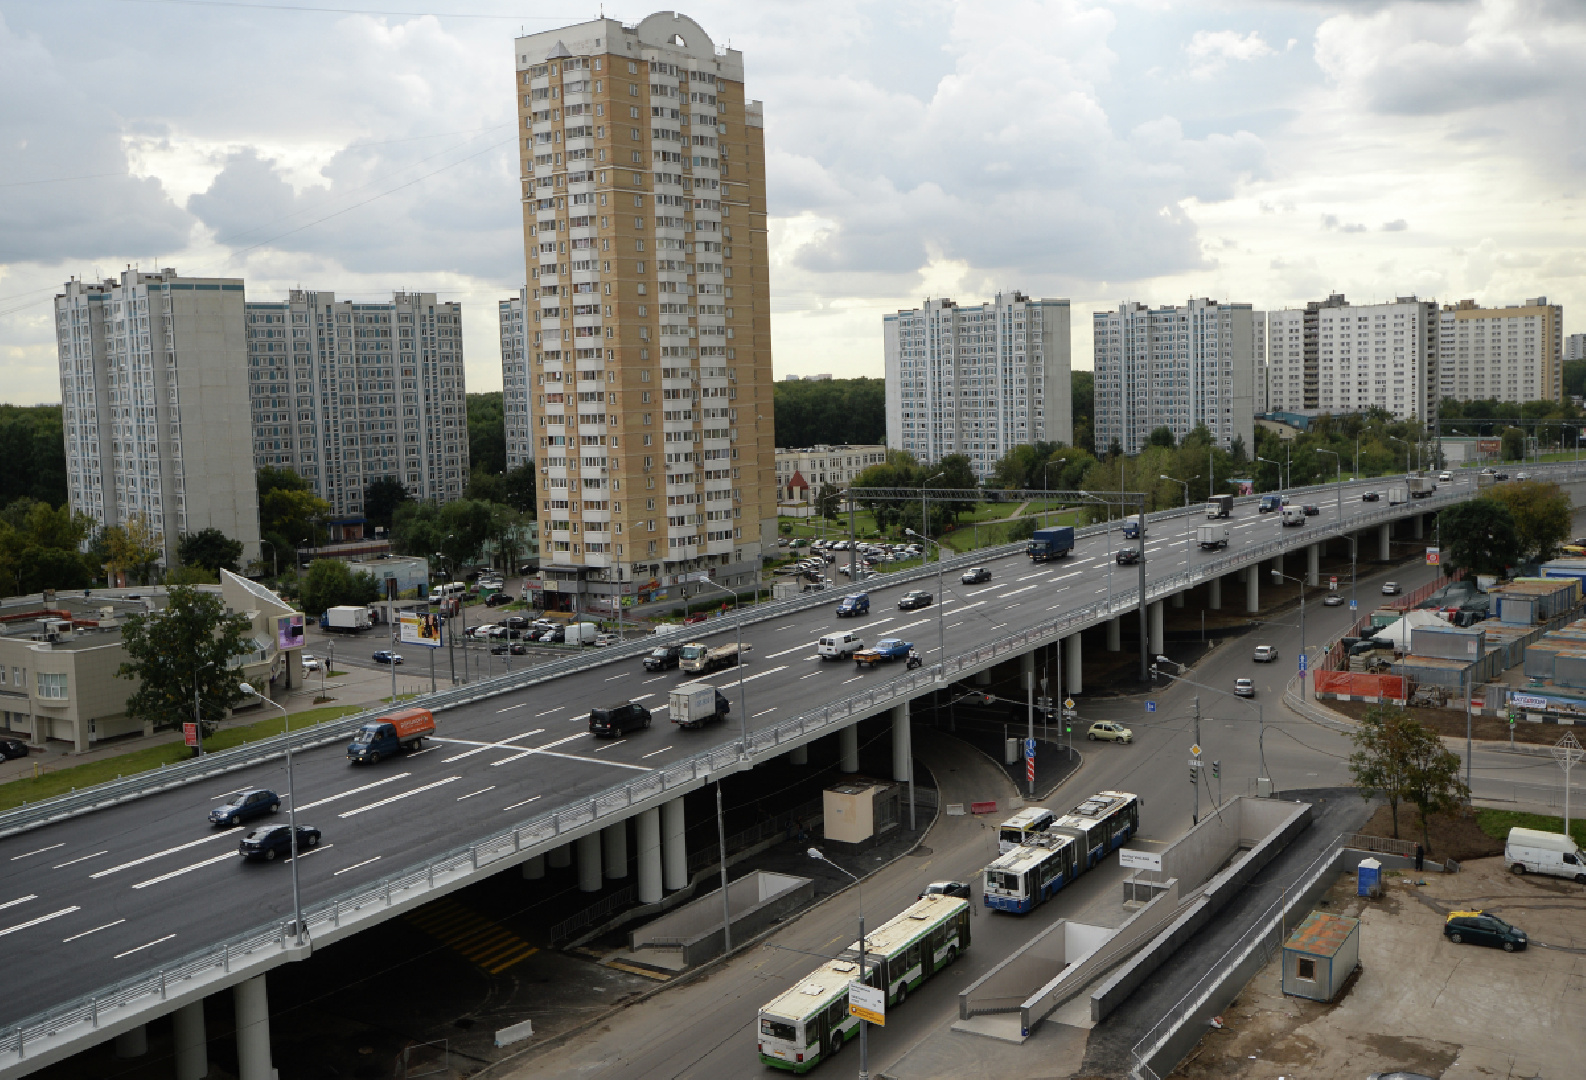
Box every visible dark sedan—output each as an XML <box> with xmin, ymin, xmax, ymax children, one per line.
<box><xmin>897</xmin><ymin>590</ymin><xmax>933</xmax><ymax>611</ymax></box>
<box><xmin>1302</xmin><ymin>504</ymin><xmax>1320</xmax><ymax>516</ymax></box>
<box><xmin>960</xmin><ymin>567</ymin><xmax>992</xmax><ymax>585</ymax></box>
<box><xmin>239</xmin><ymin>823</ymin><xmax>322</xmax><ymax>861</ymax></box>
<box><xmin>0</xmin><ymin>737</ymin><xmax>30</xmax><ymax>760</ymax></box>
<box><xmin>1362</xmin><ymin>491</ymin><xmax>1380</xmax><ymax>502</ymax></box>
<box><xmin>209</xmin><ymin>788</ymin><xmax>281</xmax><ymax>827</ymax></box>
<box><xmin>1117</xmin><ymin>548</ymin><xmax>1141</xmax><ymax>565</ymax></box>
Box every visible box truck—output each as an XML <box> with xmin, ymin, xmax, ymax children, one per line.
<box><xmin>1026</xmin><ymin>526</ymin><xmax>1075</xmax><ymax>562</ymax></box>
<box><xmin>1281</xmin><ymin>506</ymin><xmax>1306</xmax><ymax>527</ymax></box>
<box><xmin>669</xmin><ymin>681</ymin><xmax>731</xmax><ymax>728</ymax></box>
<box><xmin>323</xmin><ymin>605</ymin><xmax>371</xmax><ymax>632</ymax></box>
<box><xmin>679</xmin><ymin>640</ymin><xmax>747</xmax><ymax>674</ymax></box>
<box><xmin>1205</xmin><ymin>494</ymin><xmax>1233</xmax><ymax>519</ymax></box>
<box><xmin>1387</xmin><ymin>484</ymin><xmax>1409</xmax><ymax>506</ymax></box>
<box><xmin>1122</xmin><ymin>515</ymin><xmax>1146</xmax><ymax>540</ymax></box>
<box><xmin>346</xmin><ymin>707</ymin><xmax>435</xmax><ymax>765</ymax></box>
<box><xmin>1196</xmin><ymin>524</ymin><xmax>1230</xmax><ymax>550</ymax></box>
<box><xmin>1408</xmin><ymin>476</ymin><xmax>1437</xmax><ymax>498</ymax></box>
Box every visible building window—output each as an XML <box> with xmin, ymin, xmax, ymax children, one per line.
<box><xmin>37</xmin><ymin>673</ymin><xmax>67</xmax><ymax>700</ymax></box>
<box><xmin>1295</xmin><ymin>957</ymin><xmax>1316</xmax><ymax>981</ymax></box>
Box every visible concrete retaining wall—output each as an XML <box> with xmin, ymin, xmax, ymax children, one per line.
<box><xmin>959</xmin><ymin>917</ymin><xmax>1072</xmax><ymax>1019</ymax></box>
<box><xmin>630</xmin><ymin>870</ymin><xmax>815</xmax><ymax>967</ymax></box>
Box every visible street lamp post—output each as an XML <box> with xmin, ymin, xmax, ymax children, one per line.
<box><xmin>691</xmin><ymin>575</ymin><xmax>750</xmax><ymax>758</ymax></box>
<box><xmin>1269</xmin><ymin>568</ymin><xmax>1309</xmax><ymax>696</ymax></box>
<box><xmin>1160</xmin><ymin>474</ymin><xmax>1197</xmax><ymax>509</ymax></box>
<box><xmin>1043</xmin><ymin>459</ymin><xmax>1066</xmax><ymax>529</ymax></box>
<box><xmin>921</xmin><ymin>472</ymin><xmax>944</xmax><ymax>562</ymax></box>
<box><xmin>239</xmin><ymin>683</ymin><xmax>306</xmax><ymax>947</ymax></box>
<box><xmin>1388</xmin><ymin>436</ymin><xmax>1411</xmax><ymax>477</ymax></box>
<box><xmin>1257</xmin><ymin>456</ymin><xmax>1282</xmax><ymax>501</ymax></box>
<box><xmin>192</xmin><ymin>659</ymin><xmax>215</xmax><ymax>756</ymax></box>
<box><xmin>1316</xmin><ymin>448</ymin><xmax>1343</xmax><ymax>523</ymax></box>
<box><xmin>808</xmin><ymin>847</ymin><xmax>869</xmax><ymax>1080</ymax></box>
<box><xmin>904</xmin><ymin>529</ymin><xmax>945</xmax><ymax>661</ymax></box>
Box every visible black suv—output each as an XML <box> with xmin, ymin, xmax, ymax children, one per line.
<box><xmin>1362</xmin><ymin>491</ymin><xmax>1380</xmax><ymax>502</ymax></box>
<box><xmin>644</xmin><ymin>644</ymin><xmax>682</xmax><ymax>671</ymax></box>
<box><xmin>898</xmin><ymin>590</ymin><xmax>933</xmax><ymax>611</ymax></box>
<box><xmin>239</xmin><ymin>823</ymin><xmax>322</xmax><ymax>861</ymax></box>
<box><xmin>590</xmin><ymin>702</ymin><xmax>652</xmax><ymax>737</ymax></box>
<box><xmin>961</xmin><ymin>567</ymin><xmax>992</xmax><ymax>585</ymax></box>
<box><xmin>210</xmin><ymin>789</ymin><xmax>281</xmax><ymax>827</ymax></box>
<box><xmin>1117</xmin><ymin>548</ymin><xmax>1141</xmax><ymax>565</ymax></box>
<box><xmin>0</xmin><ymin>737</ymin><xmax>29</xmax><ymax>760</ymax></box>
<box><xmin>1444</xmin><ymin>910</ymin><xmax>1527</xmax><ymax>952</ymax></box>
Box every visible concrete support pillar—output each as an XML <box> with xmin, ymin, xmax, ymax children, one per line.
<box><xmin>1414</xmin><ymin>514</ymin><xmax>1424</xmax><ymax>540</ymax></box>
<box><xmin>114</xmin><ymin>1025</ymin><xmax>147</xmax><ymax>1059</ymax></box>
<box><xmin>662</xmin><ymin>797</ymin><xmax>688</xmax><ymax>891</ymax></box>
<box><xmin>636</xmin><ymin>807</ymin><xmax>662</xmax><ymax>904</ymax></box>
<box><xmin>1274</xmin><ymin>551</ymin><xmax>1284</xmax><ymax>577</ymax></box>
<box><xmin>788</xmin><ymin>743</ymin><xmax>808</xmax><ymax>766</ymax></box>
<box><xmin>973</xmin><ymin>669</ymin><xmax>992</xmax><ymax>686</ymax></box>
<box><xmin>576</xmin><ymin>832</ymin><xmax>602</xmax><ymax>892</ymax></box>
<box><xmin>173</xmin><ymin>1000</ymin><xmax>207</xmax><ymax>1080</ymax></box>
<box><xmin>1379</xmin><ymin>523</ymin><xmax>1392</xmax><ymax>561</ymax></box>
<box><xmin>890</xmin><ymin>703</ymin><xmax>911</xmax><ymax>783</ymax></box>
<box><xmin>602</xmin><ymin>820</ymin><xmax>628</xmax><ymax>880</ymax></box>
<box><xmin>548</xmin><ymin>842</ymin><xmax>571</xmax><ymax>870</ymax></box>
<box><xmin>232</xmin><ymin>975</ymin><xmax>273</xmax><ymax>1080</ymax></box>
<box><xmin>1065</xmin><ymin>635</ymin><xmax>1083</xmax><ymax>696</ymax></box>
<box><xmin>1307</xmin><ymin>543</ymin><xmax>1320</xmax><ymax>587</ymax></box>
<box><xmin>1246</xmin><ymin>563</ymin><xmax>1260</xmax><ymax>613</ymax></box>
<box><xmin>1106</xmin><ymin>617</ymin><xmax>1122</xmax><ymax>652</ymax></box>
<box><xmin>521</xmin><ymin>854</ymin><xmax>545</xmax><ymax>880</ymax></box>
<box><xmin>1171</xmin><ymin>590</ymin><xmax>1185</xmax><ymax>609</ymax></box>
<box><xmin>1237</xmin><ymin>566</ymin><xmax>1248</xmax><ymax>583</ymax></box>
<box><xmin>838</xmin><ymin>724</ymin><xmax>860</xmax><ymax>773</ymax></box>
<box><xmin>1208</xmin><ymin>576</ymin><xmax>1222</xmax><ymax>610</ymax></box>
<box><xmin>1148</xmin><ymin>601</ymin><xmax>1164</xmax><ymax>657</ymax></box>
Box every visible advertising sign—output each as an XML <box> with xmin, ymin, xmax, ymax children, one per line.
<box><xmin>275</xmin><ymin>614</ymin><xmax>305</xmax><ymax>651</ymax></box>
<box><xmin>399</xmin><ymin>612</ymin><xmax>444</xmax><ymax>648</ymax></box>
<box><xmin>848</xmin><ymin>982</ymin><xmax>885</xmax><ymax>1026</ymax></box>
<box><xmin>182</xmin><ymin>722</ymin><xmax>199</xmax><ymax>748</ymax></box>
<box><xmin>1329</xmin><ymin>576</ymin><xmax>1338</xmax><ymax>591</ymax></box>
<box><xmin>1426</xmin><ymin>547</ymin><xmax>1441</xmax><ymax>566</ymax></box>
<box><xmin>1118</xmin><ymin>848</ymin><xmax>1163</xmax><ymax>872</ymax></box>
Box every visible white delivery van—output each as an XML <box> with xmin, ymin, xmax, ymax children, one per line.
<box><xmin>1280</xmin><ymin>506</ymin><xmax>1306</xmax><ymax>527</ymax></box>
<box><xmin>1506</xmin><ymin>826</ymin><xmax>1586</xmax><ymax>883</ymax></box>
<box><xmin>817</xmin><ymin>631</ymin><xmax>863</xmax><ymax>661</ymax></box>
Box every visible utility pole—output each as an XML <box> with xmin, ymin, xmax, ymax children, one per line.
<box><xmin>1191</xmin><ymin>695</ymin><xmax>1202</xmax><ymax>826</ymax></box>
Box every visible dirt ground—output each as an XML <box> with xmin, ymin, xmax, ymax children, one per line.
<box><xmin>1327</xmin><ymin>697</ymin><xmax>1565</xmax><ymax>748</ymax></box>
<box><xmin>1169</xmin><ymin>856</ymin><xmax>1586</xmax><ymax>1080</ymax></box>
<box><xmin>1357</xmin><ymin>802</ymin><xmax>1504</xmax><ymax>862</ymax></box>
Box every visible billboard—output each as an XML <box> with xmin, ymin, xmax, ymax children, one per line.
<box><xmin>276</xmin><ymin>614</ymin><xmax>305</xmax><ymax>651</ymax></box>
<box><xmin>398</xmin><ymin>611</ymin><xmax>444</xmax><ymax>648</ymax></box>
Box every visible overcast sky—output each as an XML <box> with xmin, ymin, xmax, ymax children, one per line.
<box><xmin>2</xmin><ymin>0</ymin><xmax>1582</xmax><ymax>404</ymax></box>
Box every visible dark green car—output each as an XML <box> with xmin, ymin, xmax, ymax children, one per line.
<box><xmin>1444</xmin><ymin>910</ymin><xmax>1527</xmax><ymax>952</ymax></box>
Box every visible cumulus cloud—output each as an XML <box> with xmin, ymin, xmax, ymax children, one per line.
<box><xmin>1184</xmin><ymin>29</ymin><xmax>1274</xmax><ymax>78</ymax></box>
<box><xmin>1382</xmin><ymin>219</ymin><xmax>1408</xmax><ymax>231</ymax></box>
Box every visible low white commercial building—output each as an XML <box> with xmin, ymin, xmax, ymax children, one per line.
<box><xmin>774</xmin><ymin>444</ymin><xmax>887</xmax><ymax>510</ymax></box>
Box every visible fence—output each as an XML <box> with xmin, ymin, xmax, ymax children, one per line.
<box><xmin>1344</xmin><ymin>833</ymin><xmax>1420</xmax><ymax>857</ymax></box>
<box><xmin>1312</xmin><ymin>671</ymin><xmax>1406</xmax><ymax>702</ymax></box>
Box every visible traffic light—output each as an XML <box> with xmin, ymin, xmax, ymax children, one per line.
<box><xmin>1212</xmin><ymin>760</ymin><xmax>1221</xmax><ymax>779</ymax></box>
<box><xmin>1190</xmin><ymin>766</ymin><xmax>1198</xmax><ymax>785</ymax></box>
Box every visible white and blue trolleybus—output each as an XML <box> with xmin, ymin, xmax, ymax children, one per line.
<box><xmin>981</xmin><ymin>790</ymin><xmax>1140</xmax><ymax>914</ymax></box>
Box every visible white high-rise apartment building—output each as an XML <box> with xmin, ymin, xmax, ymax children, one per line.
<box><xmin>1567</xmin><ymin>333</ymin><xmax>1586</xmax><ymax>363</ymax></box>
<box><xmin>245</xmin><ymin>289</ymin><xmax>468</xmax><ymax>522</ymax></box>
<box><xmin>499</xmin><ymin>288</ymin><xmax>532</xmax><ymax>470</ymax></box>
<box><xmin>1092</xmin><ymin>298</ymin><xmax>1255</xmax><ymax>455</ymax></box>
<box><xmin>55</xmin><ymin>269</ymin><xmax>260</xmax><ymax>569</ymax></box>
<box><xmin>884</xmin><ymin>293</ymin><xmax>1071</xmax><ymax>481</ymax></box>
<box><xmin>1265</xmin><ymin>293</ymin><xmax>1439</xmax><ymax>422</ymax></box>
<box><xmin>1252</xmin><ymin>310</ymin><xmax>1270</xmax><ymax>414</ymax></box>
<box><xmin>1438</xmin><ymin>298</ymin><xmax>1563</xmax><ymax>404</ymax></box>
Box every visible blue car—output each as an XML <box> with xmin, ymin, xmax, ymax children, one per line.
<box><xmin>239</xmin><ymin>823</ymin><xmax>321</xmax><ymax>861</ymax></box>
<box><xmin>836</xmin><ymin>593</ymin><xmax>869</xmax><ymax>618</ymax></box>
<box><xmin>372</xmin><ymin>650</ymin><xmax>404</xmax><ymax>665</ymax></box>
<box><xmin>209</xmin><ymin>788</ymin><xmax>281</xmax><ymax>828</ymax></box>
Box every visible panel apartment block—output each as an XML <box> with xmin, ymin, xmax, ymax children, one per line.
<box><xmin>1093</xmin><ymin>298</ymin><xmax>1254</xmax><ymax>455</ymax></box>
<box><xmin>1266</xmin><ymin>293</ymin><xmax>1439</xmax><ymax>423</ymax></box>
<box><xmin>245</xmin><ymin>290</ymin><xmax>468</xmax><ymax>523</ymax></box>
<box><xmin>883</xmin><ymin>293</ymin><xmax>1071</xmax><ymax>482</ymax></box>
<box><xmin>55</xmin><ymin>269</ymin><xmax>260</xmax><ymax>569</ymax></box>
<box><xmin>500</xmin><ymin>287</ymin><xmax>532</xmax><ymax>469</ymax></box>
<box><xmin>514</xmin><ymin>12</ymin><xmax>775</xmax><ymax>615</ymax></box>
<box><xmin>1438</xmin><ymin>297</ymin><xmax>1563</xmax><ymax>404</ymax></box>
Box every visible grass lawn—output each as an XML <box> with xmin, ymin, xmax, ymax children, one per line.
<box><xmin>0</xmin><ymin>703</ymin><xmax>364</xmax><ymax>813</ymax></box>
<box><xmin>1474</xmin><ymin>808</ymin><xmax>1586</xmax><ymax>850</ymax></box>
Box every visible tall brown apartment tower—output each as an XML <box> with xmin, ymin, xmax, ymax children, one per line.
<box><xmin>513</xmin><ymin>12</ymin><xmax>774</xmax><ymax>616</ymax></box>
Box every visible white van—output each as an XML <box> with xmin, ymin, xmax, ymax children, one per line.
<box><xmin>1506</xmin><ymin>826</ymin><xmax>1586</xmax><ymax>883</ymax></box>
<box><xmin>817</xmin><ymin>631</ymin><xmax>863</xmax><ymax>661</ymax></box>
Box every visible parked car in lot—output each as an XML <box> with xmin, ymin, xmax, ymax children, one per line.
<box><xmin>1087</xmin><ymin>721</ymin><xmax>1133</xmax><ymax>744</ymax></box>
<box><xmin>1381</xmin><ymin>581</ymin><xmax>1401</xmax><ymax>595</ymax></box>
<box><xmin>1444</xmin><ymin>909</ymin><xmax>1527</xmax><ymax>951</ymax></box>
<box><xmin>961</xmin><ymin>567</ymin><xmax>992</xmax><ymax>585</ymax></box>
<box><xmin>239</xmin><ymin>823</ymin><xmax>321</xmax><ymax>862</ymax></box>
<box><xmin>210</xmin><ymin>789</ymin><xmax>281</xmax><ymax>827</ymax></box>
<box><xmin>0</xmin><ymin>737</ymin><xmax>30</xmax><ymax>760</ymax></box>
<box><xmin>1362</xmin><ymin>491</ymin><xmax>1380</xmax><ymax>502</ymax></box>
<box><xmin>1253</xmin><ymin>644</ymin><xmax>1278</xmax><ymax>663</ymax></box>
<box><xmin>898</xmin><ymin>590</ymin><xmax>933</xmax><ymax>611</ymax></box>
<box><xmin>1324</xmin><ymin>594</ymin><xmax>1345</xmax><ymax>606</ymax></box>
<box><xmin>589</xmin><ymin>701</ymin><xmax>652</xmax><ymax>738</ymax></box>
<box><xmin>1234</xmin><ymin>678</ymin><xmax>1255</xmax><ymax>697</ymax></box>
<box><xmin>1117</xmin><ymin>548</ymin><xmax>1141</xmax><ymax>565</ymax></box>
<box><xmin>1505</xmin><ymin>826</ymin><xmax>1586</xmax><ymax>883</ymax></box>
<box><xmin>918</xmin><ymin>880</ymin><xmax>971</xmax><ymax>900</ymax></box>
<box><xmin>371</xmin><ymin>650</ymin><xmax>404</xmax><ymax>665</ymax></box>
<box><xmin>1439</xmin><ymin>471</ymin><xmax>1453</xmax><ymax>482</ymax></box>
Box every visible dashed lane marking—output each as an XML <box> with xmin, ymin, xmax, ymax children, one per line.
<box><xmin>112</xmin><ymin>932</ymin><xmax>174</xmax><ymax>958</ymax></box>
<box><xmin>339</xmin><ymin>776</ymin><xmax>463</xmax><ymax>818</ymax></box>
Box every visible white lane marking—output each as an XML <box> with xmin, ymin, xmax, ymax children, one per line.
<box><xmin>650</xmin><ymin>704</ymin><xmax>670</xmax><ymax>713</ymax></box>
<box><xmin>643</xmin><ymin>676</ymin><xmax>666</xmax><ymax>684</ymax></box>
<box><xmin>210</xmin><ymin>786</ymin><xmax>248</xmax><ymax>800</ymax></box>
<box><xmin>1016</xmin><ymin>570</ymin><xmax>1051</xmax><ymax>581</ymax></box>
<box><xmin>947</xmin><ymin>621</ymin><xmax>964</xmax><ymax>629</ymax></box>
<box><xmin>112</xmin><ymin>932</ymin><xmax>175</xmax><ymax>958</ymax></box>
<box><xmin>715</xmin><ymin>665</ymin><xmax>789</xmax><ymax>690</ymax></box>
<box><xmin>287</xmin><ymin>844</ymin><xmax>333</xmax><ymax>861</ymax></box>
<box><xmin>130</xmin><ymin>852</ymin><xmax>235</xmax><ymax>890</ymax></box>
<box><xmin>438</xmin><ymin>729</ymin><xmax>547</xmax><ymax>762</ymax></box>
<box><xmin>997</xmin><ymin>584</ymin><xmax>1041</xmax><ymax>599</ymax></box>
<box><xmin>9</xmin><ymin>844</ymin><xmax>64</xmax><ymax>861</ymax></box>
<box><xmin>52</xmin><ymin>851</ymin><xmax>109</xmax><ymax>870</ymax></box>
<box><xmin>496</xmin><ymin>703</ymin><xmax>526</xmax><ymax>713</ymax></box>
<box><xmin>535</xmin><ymin>707</ymin><xmax>562</xmax><ymax>716</ymax></box>
<box><xmin>605</xmin><ymin>673</ymin><xmax>629</xmax><ymax>681</ymax></box>
<box><xmin>752</xmin><ymin>708</ymin><xmax>778</xmax><ymax>718</ymax></box>
<box><xmin>774</xmin><ymin>623</ymin><xmax>797</xmax><ymax>631</ymax></box>
<box><xmin>334</xmin><ymin>856</ymin><xmax>383</xmax><ymax>877</ymax></box>
<box><xmin>767</xmin><ymin>643</ymin><xmax>815</xmax><ymax>659</ymax></box>
<box><xmin>0</xmin><ymin>895</ymin><xmax>36</xmax><ymax>912</ymax></box>
<box><xmin>339</xmin><ymin>776</ymin><xmax>463</xmax><ymax>818</ymax></box>
<box><xmin>0</xmin><ymin>906</ymin><xmax>80</xmax><ymax>938</ymax></box>
<box><xmin>295</xmin><ymin>773</ymin><xmax>412</xmax><ymax>812</ymax></box>
<box><xmin>641</xmin><ymin>746</ymin><xmax>672</xmax><ymax>759</ymax></box>
<box><xmin>631</xmin><ymin>694</ymin><xmax>654</xmax><ymax>702</ymax></box>
<box><xmin>489</xmin><ymin>731</ymin><xmax>588</xmax><ymax>766</ymax></box>
<box><xmin>91</xmin><ymin>832</ymin><xmax>233</xmax><ymax>879</ymax></box>
<box><xmin>799</xmin><ymin>672</ymin><xmax>821</xmax><ymax>680</ymax></box>
<box><xmin>457</xmin><ymin>786</ymin><xmax>496</xmax><ymax>801</ymax></box>
<box><xmin>62</xmin><ymin>918</ymin><xmax>125</xmax><ymax>943</ymax></box>
<box><xmin>843</xmin><ymin>676</ymin><xmax>863</xmax><ymax>684</ymax></box>
<box><xmin>502</xmin><ymin>796</ymin><xmax>542</xmax><ymax>812</ymax></box>
<box><xmin>591</xmin><ymin>740</ymin><xmax>628</xmax><ymax>753</ymax></box>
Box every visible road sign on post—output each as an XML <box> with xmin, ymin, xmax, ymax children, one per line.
<box><xmin>1329</xmin><ymin>576</ymin><xmax>1338</xmax><ymax>591</ymax></box>
<box><xmin>182</xmin><ymin>723</ymin><xmax>198</xmax><ymax>748</ymax></box>
<box><xmin>1146</xmin><ymin>701</ymin><xmax>1157</xmax><ymax>713</ymax></box>
<box><xmin>1298</xmin><ymin>653</ymin><xmax>1308</xmax><ymax>673</ymax></box>
<box><xmin>1025</xmin><ymin>738</ymin><xmax>1036</xmax><ymax>758</ymax></box>
<box><xmin>848</xmin><ymin>981</ymin><xmax>885</xmax><ymax>1027</ymax></box>
<box><xmin>1063</xmin><ymin>698</ymin><xmax>1075</xmax><ymax>710</ymax></box>
<box><xmin>1426</xmin><ymin>547</ymin><xmax>1441</xmax><ymax>566</ymax></box>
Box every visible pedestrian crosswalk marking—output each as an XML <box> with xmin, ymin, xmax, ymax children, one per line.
<box><xmin>404</xmin><ymin>898</ymin><xmax>539</xmax><ymax>975</ymax></box>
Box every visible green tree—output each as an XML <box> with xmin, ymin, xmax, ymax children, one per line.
<box><xmin>501</xmin><ymin>462</ymin><xmax>538</xmax><ymax>515</ymax></box>
<box><xmin>102</xmin><ymin>513</ymin><xmax>164</xmax><ymax>585</ymax></box>
<box><xmin>466</xmin><ymin>469</ymin><xmax>506</xmax><ymax>505</ymax></box>
<box><xmin>467</xmin><ymin>392</ymin><xmax>505</xmax><ymax>476</ymax></box>
<box><xmin>439</xmin><ymin>498</ymin><xmax>496</xmax><ymax>566</ymax></box>
<box><xmin>1564</xmin><ymin>361</ymin><xmax>1586</xmax><ymax>400</ymax></box>
<box><xmin>1070</xmin><ymin>370</ymin><xmax>1094</xmax><ymax>453</ymax></box>
<box><xmin>0</xmin><ymin>405</ymin><xmax>67</xmax><ymax>513</ymax></box>
<box><xmin>1348</xmin><ymin>705</ymin><xmax>1419</xmax><ymax>840</ymax></box>
<box><xmin>116</xmin><ymin>585</ymin><xmax>254</xmax><ymax>739</ymax></box>
<box><xmin>363</xmin><ymin>477</ymin><xmax>412</xmax><ymax>531</ymax></box>
<box><xmin>1486</xmin><ymin>481</ymin><xmax>1571</xmax><ymax>563</ymax></box>
<box><xmin>300</xmin><ymin>558</ymin><xmax>382</xmax><ymax>615</ymax></box>
<box><xmin>258</xmin><ymin>467</ymin><xmax>330</xmax><ymax>557</ymax></box>
<box><xmin>1437</xmin><ymin>499</ymin><xmax>1523</xmax><ymax>579</ymax></box>
<box><xmin>166</xmin><ymin>566</ymin><xmax>220</xmax><ymax>586</ymax></box>
<box><xmin>391</xmin><ymin>500</ymin><xmax>446</xmax><ymax>562</ymax></box>
<box><xmin>813</xmin><ymin>482</ymin><xmax>843</xmax><ymax>520</ymax></box>
<box><xmin>16</xmin><ymin>547</ymin><xmax>92</xmax><ymax>593</ymax></box>
<box><xmin>1501</xmin><ymin>426</ymin><xmax>1526</xmax><ymax>462</ymax></box>
<box><xmin>772</xmin><ymin>378</ymin><xmax>886</xmax><ymax>447</ymax></box>
<box><xmin>1147</xmin><ymin>426</ymin><xmax>1176</xmax><ymax>448</ymax></box>
<box><xmin>1403</xmin><ymin>720</ymin><xmax>1470</xmax><ymax>855</ymax></box>
<box><xmin>177</xmin><ymin>527</ymin><xmax>243</xmax><ymax>573</ymax></box>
